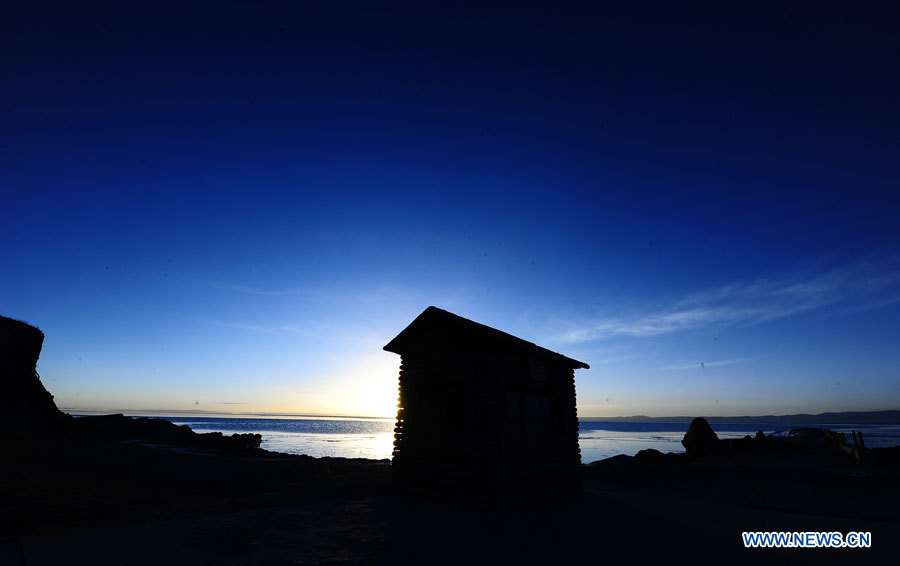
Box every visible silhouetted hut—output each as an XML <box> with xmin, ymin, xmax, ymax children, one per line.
<box><xmin>384</xmin><ymin>306</ymin><xmax>589</xmax><ymax>503</ymax></box>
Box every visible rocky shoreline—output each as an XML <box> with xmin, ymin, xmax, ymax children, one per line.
<box><xmin>3</xmin><ymin>315</ymin><xmax>899</xmax><ymax>564</ymax></box>
<box><xmin>5</xmin><ymin>417</ymin><xmax>899</xmax><ymax>565</ymax></box>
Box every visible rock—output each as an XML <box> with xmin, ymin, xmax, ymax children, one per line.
<box><xmin>727</xmin><ymin>435</ymin><xmax>755</xmax><ymax>453</ymax></box>
<box><xmin>588</xmin><ymin>453</ymin><xmax>632</xmax><ymax>466</ymax></box>
<box><xmin>0</xmin><ymin>315</ymin><xmax>260</xmax><ymax>451</ymax></box>
<box><xmin>786</xmin><ymin>427</ymin><xmax>827</xmax><ymax>441</ymax></box>
<box><xmin>823</xmin><ymin>429</ymin><xmax>847</xmax><ymax>445</ymax></box>
<box><xmin>72</xmin><ymin>413</ymin><xmax>262</xmax><ymax>451</ymax></box>
<box><xmin>0</xmin><ymin>315</ymin><xmax>69</xmax><ymax>430</ymax></box>
<box><xmin>635</xmin><ymin>448</ymin><xmax>665</xmax><ymax>461</ymax></box>
<box><xmin>681</xmin><ymin>417</ymin><xmax>720</xmax><ymax>456</ymax></box>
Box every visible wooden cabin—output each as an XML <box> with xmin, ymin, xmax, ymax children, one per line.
<box><xmin>384</xmin><ymin>306</ymin><xmax>589</xmax><ymax>503</ymax></box>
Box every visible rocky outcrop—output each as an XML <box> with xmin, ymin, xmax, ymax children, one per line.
<box><xmin>681</xmin><ymin>417</ymin><xmax>720</xmax><ymax>456</ymax></box>
<box><xmin>1</xmin><ymin>316</ymin><xmax>261</xmax><ymax>452</ymax></box>
<box><xmin>634</xmin><ymin>448</ymin><xmax>666</xmax><ymax>461</ymax></box>
<box><xmin>0</xmin><ymin>315</ymin><xmax>69</xmax><ymax>430</ymax></box>
<box><xmin>72</xmin><ymin>413</ymin><xmax>262</xmax><ymax>451</ymax></box>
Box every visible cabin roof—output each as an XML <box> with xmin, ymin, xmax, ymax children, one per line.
<box><xmin>383</xmin><ymin>306</ymin><xmax>589</xmax><ymax>369</ymax></box>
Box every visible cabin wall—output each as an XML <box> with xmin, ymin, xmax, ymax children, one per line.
<box><xmin>493</xmin><ymin>354</ymin><xmax>580</xmax><ymax>465</ymax></box>
<box><xmin>392</xmin><ymin>346</ymin><xmax>582</xmax><ymax>501</ymax></box>
<box><xmin>393</xmin><ymin>350</ymin><xmax>481</xmax><ymax>464</ymax></box>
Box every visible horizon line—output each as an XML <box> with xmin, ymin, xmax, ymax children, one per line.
<box><xmin>60</xmin><ymin>407</ymin><xmax>396</xmax><ymax>420</ymax></box>
<box><xmin>582</xmin><ymin>408</ymin><xmax>900</xmax><ymax>420</ymax></box>
<box><xmin>60</xmin><ymin>407</ymin><xmax>900</xmax><ymax>421</ymax></box>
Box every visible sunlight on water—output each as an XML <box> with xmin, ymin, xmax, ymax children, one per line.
<box><xmin>147</xmin><ymin>416</ymin><xmax>900</xmax><ymax>462</ymax></box>
<box><xmin>578</xmin><ymin>430</ymin><xmax>685</xmax><ymax>463</ymax></box>
<box><xmin>168</xmin><ymin>416</ymin><xmax>397</xmax><ymax>460</ymax></box>
<box><xmin>259</xmin><ymin>431</ymin><xmax>395</xmax><ymax>459</ymax></box>
<box><xmin>577</xmin><ymin>428</ymin><xmax>770</xmax><ymax>462</ymax></box>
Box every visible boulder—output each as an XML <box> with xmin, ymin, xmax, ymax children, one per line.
<box><xmin>634</xmin><ymin>448</ymin><xmax>665</xmax><ymax>461</ymax></box>
<box><xmin>681</xmin><ymin>417</ymin><xmax>720</xmax><ymax>456</ymax></box>
<box><xmin>0</xmin><ymin>315</ymin><xmax>69</xmax><ymax>430</ymax></box>
<box><xmin>786</xmin><ymin>427</ymin><xmax>827</xmax><ymax>441</ymax></box>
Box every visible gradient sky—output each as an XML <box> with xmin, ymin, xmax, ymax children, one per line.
<box><xmin>3</xmin><ymin>2</ymin><xmax>899</xmax><ymax>418</ymax></box>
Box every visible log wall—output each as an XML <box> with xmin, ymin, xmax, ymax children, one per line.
<box><xmin>392</xmin><ymin>347</ymin><xmax>582</xmax><ymax>504</ymax></box>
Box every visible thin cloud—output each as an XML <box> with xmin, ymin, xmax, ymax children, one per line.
<box><xmin>559</xmin><ymin>255</ymin><xmax>900</xmax><ymax>343</ymax></box>
<box><xmin>662</xmin><ymin>358</ymin><xmax>753</xmax><ymax>371</ymax></box>
<box><xmin>184</xmin><ymin>315</ymin><xmax>321</xmax><ymax>337</ymax></box>
<box><xmin>591</xmin><ymin>353</ymin><xmax>640</xmax><ymax>365</ymax></box>
<box><xmin>836</xmin><ymin>294</ymin><xmax>900</xmax><ymax>315</ymax></box>
<box><xmin>183</xmin><ymin>277</ymin><xmax>321</xmax><ymax>299</ymax></box>
<box><xmin>213</xmin><ymin>320</ymin><xmax>316</xmax><ymax>336</ymax></box>
<box><xmin>225</xmin><ymin>285</ymin><xmax>311</xmax><ymax>297</ymax></box>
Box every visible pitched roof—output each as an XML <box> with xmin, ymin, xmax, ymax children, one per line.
<box><xmin>383</xmin><ymin>306</ymin><xmax>589</xmax><ymax>369</ymax></box>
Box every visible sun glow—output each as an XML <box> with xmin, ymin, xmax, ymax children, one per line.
<box><xmin>310</xmin><ymin>353</ymin><xmax>400</xmax><ymax>419</ymax></box>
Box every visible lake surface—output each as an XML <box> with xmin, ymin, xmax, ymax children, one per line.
<box><xmin>140</xmin><ymin>416</ymin><xmax>900</xmax><ymax>463</ymax></box>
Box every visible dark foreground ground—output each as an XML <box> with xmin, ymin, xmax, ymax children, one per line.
<box><xmin>2</xmin><ymin>428</ymin><xmax>899</xmax><ymax>566</ymax></box>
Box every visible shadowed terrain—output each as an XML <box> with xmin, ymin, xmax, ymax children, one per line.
<box><xmin>2</xmin><ymin>316</ymin><xmax>898</xmax><ymax>564</ymax></box>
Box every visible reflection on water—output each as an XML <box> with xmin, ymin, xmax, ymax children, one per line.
<box><xmin>258</xmin><ymin>431</ymin><xmax>395</xmax><ymax>459</ymax></box>
<box><xmin>166</xmin><ymin>416</ymin><xmax>396</xmax><ymax>460</ymax></box>
<box><xmin>577</xmin><ymin>428</ymin><xmax>763</xmax><ymax>462</ymax></box>
<box><xmin>578</xmin><ymin>422</ymin><xmax>900</xmax><ymax>463</ymax></box>
<box><xmin>578</xmin><ymin>430</ymin><xmax>684</xmax><ymax>462</ymax></box>
<box><xmin>146</xmin><ymin>416</ymin><xmax>900</xmax><ymax>462</ymax></box>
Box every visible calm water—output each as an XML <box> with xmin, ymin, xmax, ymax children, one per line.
<box><xmin>144</xmin><ymin>416</ymin><xmax>900</xmax><ymax>463</ymax></box>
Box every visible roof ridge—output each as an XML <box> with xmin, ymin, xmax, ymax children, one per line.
<box><xmin>383</xmin><ymin>306</ymin><xmax>589</xmax><ymax>369</ymax></box>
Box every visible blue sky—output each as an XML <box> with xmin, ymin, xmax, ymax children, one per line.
<box><xmin>2</xmin><ymin>2</ymin><xmax>899</xmax><ymax>417</ymax></box>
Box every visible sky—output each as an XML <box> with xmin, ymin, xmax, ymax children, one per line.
<box><xmin>2</xmin><ymin>1</ymin><xmax>900</xmax><ymax>418</ymax></box>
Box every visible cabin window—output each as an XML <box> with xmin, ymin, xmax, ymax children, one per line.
<box><xmin>523</xmin><ymin>392</ymin><xmax>551</xmax><ymax>433</ymax></box>
<box><xmin>506</xmin><ymin>391</ymin><xmax>558</xmax><ymax>434</ymax></box>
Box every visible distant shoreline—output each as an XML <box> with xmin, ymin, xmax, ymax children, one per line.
<box><xmin>61</xmin><ymin>409</ymin><xmax>397</xmax><ymax>421</ymax></box>
<box><xmin>581</xmin><ymin>409</ymin><xmax>900</xmax><ymax>425</ymax></box>
<box><xmin>61</xmin><ymin>408</ymin><xmax>900</xmax><ymax>425</ymax></box>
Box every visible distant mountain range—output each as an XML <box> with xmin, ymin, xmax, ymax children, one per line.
<box><xmin>582</xmin><ymin>410</ymin><xmax>900</xmax><ymax>425</ymax></box>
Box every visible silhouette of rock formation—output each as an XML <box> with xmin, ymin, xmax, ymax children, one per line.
<box><xmin>681</xmin><ymin>416</ymin><xmax>720</xmax><ymax>456</ymax></box>
<box><xmin>0</xmin><ymin>315</ymin><xmax>69</xmax><ymax>430</ymax></box>
<box><xmin>1</xmin><ymin>315</ymin><xmax>261</xmax><ymax>451</ymax></box>
<box><xmin>72</xmin><ymin>413</ymin><xmax>262</xmax><ymax>451</ymax></box>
